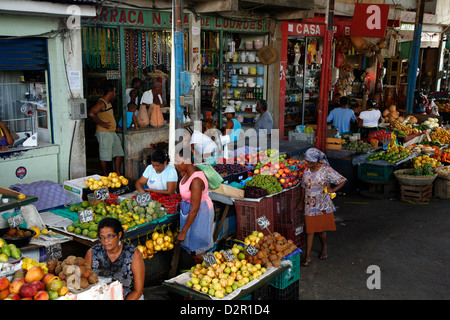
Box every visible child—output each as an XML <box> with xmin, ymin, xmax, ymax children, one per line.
<box><xmin>117</xmin><ymin>103</ymin><xmax>139</xmax><ymax>130</ymax></box>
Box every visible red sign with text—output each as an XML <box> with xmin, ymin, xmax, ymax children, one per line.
<box><xmin>351</xmin><ymin>4</ymin><xmax>390</xmax><ymax>38</ymax></box>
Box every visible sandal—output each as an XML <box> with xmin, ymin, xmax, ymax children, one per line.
<box><xmin>319</xmin><ymin>253</ymin><xmax>328</xmax><ymax>260</ymax></box>
<box><xmin>301</xmin><ymin>259</ymin><xmax>311</xmax><ymax>266</ymax></box>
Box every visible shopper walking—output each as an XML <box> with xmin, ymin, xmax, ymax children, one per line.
<box><xmin>297</xmin><ymin>148</ymin><xmax>347</xmax><ymax>266</ymax></box>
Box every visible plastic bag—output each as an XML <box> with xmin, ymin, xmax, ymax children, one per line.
<box><xmin>196</xmin><ymin>164</ymin><xmax>224</xmax><ymax>190</ymax></box>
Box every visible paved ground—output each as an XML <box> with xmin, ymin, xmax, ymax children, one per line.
<box><xmin>298</xmin><ymin>193</ymin><xmax>450</xmax><ymax>300</ymax></box>
<box><xmin>144</xmin><ymin>192</ymin><xmax>450</xmax><ymax>300</ymax></box>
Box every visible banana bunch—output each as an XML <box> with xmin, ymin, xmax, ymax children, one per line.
<box><xmin>137</xmin><ymin>225</ymin><xmax>178</xmax><ymax>260</ymax></box>
<box><xmin>22</xmin><ymin>258</ymin><xmax>48</xmax><ymax>274</ymax></box>
<box><xmin>324</xmin><ymin>186</ymin><xmax>337</xmax><ymax>199</ymax></box>
<box><xmin>85</xmin><ymin>172</ymin><xmax>129</xmax><ymax>190</ymax></box>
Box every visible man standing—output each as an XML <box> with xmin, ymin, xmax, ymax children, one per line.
<box><xmin>254</xmin><ymin>100</ymin><xmax>273</xmax><ymax>137</ymax></box>
<box><xmin>326</xmin><ymin>96</ymin><xmax>357</xmax><ymax>135</ymax></box>
<box><xmin>88</xmin><ymin>83</ymin><xmax>124</xmax><ymax>176</ymax></box>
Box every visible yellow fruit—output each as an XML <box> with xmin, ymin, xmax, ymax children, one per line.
<box><xmin>30</xmin><ymin>227</ymin><xmax>40</xmax><ymax>237</ymax></box>
<box><xmin>17</xmin><ymin>193</ymin><xmax>26</xmax><ymax>200</ymax></box>
<box><xmin>40</xmin><ymin>228</ymin><xmax>49</xmax><ymax>235</ymax></box>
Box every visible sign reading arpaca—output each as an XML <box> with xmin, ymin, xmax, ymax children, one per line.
<box><xmin>81</xmin><ymin>7</ymin><xmax>189</xmax><ymax>27</ymax></box>
<box><xmin>81</xmin><ymin>7</ymin><xmax>270</xmax><ymax>32</ymax></box>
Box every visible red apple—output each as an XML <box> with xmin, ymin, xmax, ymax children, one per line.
<box><xmin>280</xmin><ymin>163</ymin><xmax>285</xmax><ymax>169</ymax></box>
<box><xmin>32</xmin><ymin>280</ymin><xmax>45</xmax><ymax>292</ymax></box>
<box><xmin>41</xmin><ymin>273</ymin><xmax>55</xmax><ymax>285</ymax></box>
<box><xmin>19</xmin><ymin>283</ymin><xmax>38</xmax><ymax>298</ymax></box>
<box><xmin>0</xmin><ymin>289</ymin><xmax>10</xmax><ymax>300</ymax></box>
<box><xmin>284</xmin><ymin>168</ymin><xmax>291</xmax><ymax>174</ymax></box>
<box><xmin>34</xmin><ymin>290</ymin><xmax>49</xmax><ymax>300</ymax></box>
<box><xmin>0</xmin><ymin>277</ymin><xmax>9</xmax><ymax>291</ymax></box>
<box><xmin>278</xmin><ymin>169</ymin><xmax>284</xmax><ymax>175</ymax></box>
<box><xmin>9</xmin><ymin>277</ymin><xmax>25</xmax><ymax>294</ymax></box>
<box><xmin>7</xmin><ymin>293</ymin><xmax>21</xmax><ymax>300</ymax></box>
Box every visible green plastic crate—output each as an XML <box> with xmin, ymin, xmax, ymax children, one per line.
<box><xmin>357</xmin><ymin>163</ymin><xmax>394</xmax><ymax>182</ymax></box>
<box><xmin>269</xmin><ymin>248</ymin><xmax>301</xmax><ymax>289</ymax></box>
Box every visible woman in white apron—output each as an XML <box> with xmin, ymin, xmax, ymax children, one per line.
<box><xmin>135</xmin><ymin>150</ymin><xmax>178</xmax><ymax>196</ymax></box>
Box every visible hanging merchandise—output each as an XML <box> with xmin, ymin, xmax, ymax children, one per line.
<box><xmin>142</xmin><ymin>30</ymin><xmax>147</xmax><ymax>69</ymax></box>
<box><xmin>125</xmin><ymin>30</ymin><xmax>131</xmax><ymax>68</ymax></box>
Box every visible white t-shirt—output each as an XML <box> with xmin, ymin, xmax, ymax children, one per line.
<box><xmin>125</xmin><ymin>88</ymin><xmax>138</xmax><ymax>105</ymax></box>
<box><xmin>141</xmin><ymin>90</ymin><xmax>163</xmax><ymax>105</ymax></box>
<box><xmin>190</xmin><ymin>131</ymin><xmax>218</xmax><ymax>155</ymax></box>
<box><xmin>142</xmin><ymin>164</ymin><xmax>178</xmax><ymax>191</ymax></box>
<box><xmin>359</xmin><ymin>109</ymin><xmax>381</xmax><ymax>127</ymax></box>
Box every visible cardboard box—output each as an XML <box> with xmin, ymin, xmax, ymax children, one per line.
<box><xmin>63</xmin><ymin>175</ymin><xmax>101</xmax><ymax>204</ymax></box>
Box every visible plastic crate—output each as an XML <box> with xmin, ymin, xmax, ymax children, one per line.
<box><xmin>273</xmin><ymin>186</ymin><xmax>303</xmax><ymax>229</ymax></box>
<box><xmin>357</xmin><ymin>163</ymin><xmax>394</xmax><ymax>182</ymax></box>
<box><xmin>274</xmin><ymin>224</ymin><xmax>305</xmax><ymax>248</ymax></box>
<box><xmin>269</xmin><ymin>248</ymin><xmax>301</xmax><ymax>290</ymax></box>
<box><xmin>235</xmin><ymin>197</ymin><xmax>274</xmax><ymax>240</ymax></box>
<box><xmin>288</xmin><ymin>131</ymin><xmax>315</xmax><ymax>144</ymax></box>
<box><xmin>269</xmin><ymin>280</ymin><xmax>300</xmax><ymax>300</ymax></box>
<box><xmin>222</xmin><ymin>171</ymin><xmax>249</xmax><ymax>184</ymax></box>
<box><xmin>240</xmin><ymin>283</ymin><xmax>269</xmax><ymax>300</ymax></box>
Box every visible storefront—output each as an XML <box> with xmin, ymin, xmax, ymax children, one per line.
<box><xmin>81</xmin><ymin>7</ymin><xmax>190</xmax><ymax>180</ymax></box>
<box><xmin>0</xmin><ymin>6</ymin><xmax>89</xmax><ymax>187</ymax></box>
<box><xmin>279</xmin><ymin>21</ymin><xmax>326</xmax><ymax>139</ymax></box>
<box><xmin>199</xmin><ymin>16</ymin><xmax>271</xmax><ymax>130</ymax></box>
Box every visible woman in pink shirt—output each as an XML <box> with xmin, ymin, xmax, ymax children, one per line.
<box><xmin>175</xmin><ymin>149</ymin><xmax>214</xmax><ymax>264</ymax></box>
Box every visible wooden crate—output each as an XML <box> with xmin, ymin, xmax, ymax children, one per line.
<box><xmin>400</xmin><ymin>184</ymin><xmax>433</xmax><ymax>203</ymax></box>
<box><xmin>434</xmin><ymin>178</ymin><xmax>450</xmax><ymax>199</ymax></box>
<box><xmin>326</xmin><ymin>137</ymin><xmax>343</xmax><ymax>150</ymax></box>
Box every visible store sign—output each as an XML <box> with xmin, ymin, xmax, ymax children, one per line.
<box><xmin>81</xmin><ymin>7</ymin><xmax>189</xmax><ymax>28</ymax></box>
<box><xmin>201</xmin><ymin>16</ymin><xmax>270</xmax><ymax>32</ymax></box>
<box><xmin>286</xmin><ymin>23</ymin><xmax>325</xmax><ymax>37</ymax></box>
<box><xmin>351</xmin><ymin>4</ymin><xmax>390</xmax><ymax>38</ymax></box>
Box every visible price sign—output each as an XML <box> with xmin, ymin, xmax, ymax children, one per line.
<box><xmin>78</xmin><ymin>208</ymin><xmax>94</xmax><ymax>223</ymax></box>
<box><xmin>46</xmin><ymin>243</ymin><xmax>62</xmax><ymax>260</ymax></box>
<box><xmin>136</xmin><ymin>193</ymin><xmax>152</xmax><ymax>207</ymax></box>
<box><xmin>95</xmin><ymin>188</ymin><xmax>109</xmax><ymax>201</ymax></box>
<box><xmin>223</xmin><ymin>249</ymin><xmax>236</xmax><ymax>262</ymax></box>
<box><xmin>245</xmin><ymin>244</ymin><xmax>258</xmax><ymax>257</ymax></box>
<box><xmin>8</xmin><ymin>214</ymin><xmax>24</xmax><ymax>229</ymax></box>
<box><xmin>202</xmin><ymin>252</ymin><xmax>217</xmax><ymax>267</ymax></box>
<box><xmin>256</xmin><ymin>215</ymin><xmax>271</xmax><ymax>230</ymax></box>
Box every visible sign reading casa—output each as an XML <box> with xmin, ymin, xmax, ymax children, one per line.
<box><xmin>286</xmin><ymin>23</ymin><xmax>325</xmax><ymax>37</ymax></box>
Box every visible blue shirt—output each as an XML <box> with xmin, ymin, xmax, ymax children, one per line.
<box><xmin>142</xmin><ymin>164</ymin><xmax>178</xmax><ymax>191</ymax></box>
<box><xmin>327</xmin><ymin>107</ymin><xmax>356</xmax><ymax>134</ymax></box>
<box><xmin>229</xmin><ymin>119</ymin><xmax>242</xmax><ymax>142</ymax></box>
<box><xmin>118</xmin><ymin>111</ymin><xmax>136</xmax><ymax>129</ymax></box>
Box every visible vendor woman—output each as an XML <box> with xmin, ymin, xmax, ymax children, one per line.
<box><xmin>174</xmin><ymin>149</ymin><xmax>214</xmax><ymax>264</ymax></box>
<box><xmin>85</xmin><ymin>217</ymin><xmax>145</xmax><ymax>300</ymax></box>
<box><xmin>135</xmin><ymin>150</ymin><xmax>178</xmax><ymax>196</ymax></box>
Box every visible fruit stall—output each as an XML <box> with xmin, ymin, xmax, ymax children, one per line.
<box><xmin>347</xmin><ymin>111</ymin><xmax>450</xmax><ymax>199</ymax></box>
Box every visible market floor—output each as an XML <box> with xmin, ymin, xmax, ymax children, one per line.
<box><xmin>143</xmin><ymin>192</ymin><xmax>450</xmax><ymax>300</ymax></box>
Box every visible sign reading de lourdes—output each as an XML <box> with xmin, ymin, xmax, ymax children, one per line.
<box><xmin>82</xmin><ymin>7</ymin><xmax>270</xmax><ymax>33</ymax></box>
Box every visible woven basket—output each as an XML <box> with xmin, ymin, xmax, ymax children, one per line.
<box><xmin>258</xmin><ymin>45</ymin><xmax>277</xmax><ymax>65</ymax></box>
<box><xmin>435</xmin><ymin>166</ymin><xmax>450</xmax><ymax>180</ymax></box>
<box><xmin>394</xmin><ymin>169</ymin><xmax>437</xmax><ymax>186</ymax></box>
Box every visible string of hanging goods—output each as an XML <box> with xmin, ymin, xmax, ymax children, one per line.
<box><xmin>82</xmin><ymin>27</ymin><xmax>120</xmax><ymax>69</ymax></box>
<box><xmin>81</xmin><ymin>27</ymin><xmax>171</xmax><ymax>71</ymax></box>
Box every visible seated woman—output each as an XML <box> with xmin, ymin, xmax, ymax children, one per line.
<box><xmin>85</xmin><ymin>217</ymin><xmax>145</xmax><ymax>300</ymax></box>
<box><xmin>135</xmin><ymin>150</ymin><xmax>178</xmax><ymax>196</ymax></box>
<box><xmin>0</xmin><ymin>120</ymin><xmax>14</xmax><ymax>151</ymax></box>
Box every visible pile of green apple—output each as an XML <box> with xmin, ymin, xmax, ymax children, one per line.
<box><xmin>0</xmin><ymin>238</ymin><xmax>21</xmax><ymax>262</ymax></box>
<box><xmin>185</xmin><ymin>246</ymin><xmax>267</xmax><ymax>299</ymax></box>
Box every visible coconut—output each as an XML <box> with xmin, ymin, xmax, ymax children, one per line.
<box><xmin>388</xmin><ymin>105</ymin><xmax>397</xmax><ymax>113</ymax></box>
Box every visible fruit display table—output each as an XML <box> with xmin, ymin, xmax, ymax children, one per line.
<box><xmin>0</xmin><ymin>187</ymin><xmax>38</xmax><ymax>214</ymax></box>
<box><xmin>163</xmin><ymin>264</ymin><xmax>288</xmax><ymax>300</ymax></box>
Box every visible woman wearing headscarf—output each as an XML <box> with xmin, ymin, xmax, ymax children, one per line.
<box><xmin>297</xmin><ymin>148</ymin><xmax>347</xmax><ymax>266</ymax></box>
